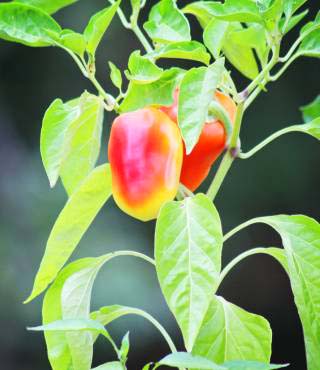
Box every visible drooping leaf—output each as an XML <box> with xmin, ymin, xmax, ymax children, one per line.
<box><xmin>25</xmin><ymin>164</ymin><xmax>112</xmax><ymax>303</ymax></box>
<box><xmin>223</xmin><ymin>360</ymin><xmax>289</xmax><ymax>370</ymax></box>
<box><xmin>120</xmin><ymin>67</ymin><xmax>184</xmax><ymax>113</ymax></box>
<box><xmin>193</xmin><ymin>295</ymin><xmax>272</xmax><ymax>363</ymax></box>
<box><xmin>58</xmin><ymin>29</ymin><xmax>86</xmax><ymax>56</ymax></box>
<box><xmin>0</xmin><ymin>3</ymin><xmax>61</xmax><ymax>46</ymax></box>
<box><xmin>149</xmin><ymin>41</ymin><xmax>211</xmax><ymax>65</ymax></box>
<box><xmin>13</xmin><ymin>0</ymin><xmax>80</xmax><ymax>15</ymax></box>
<box><xmin>84</xmin><ymin>0</ymin><xmax>120</xmax><ymax>55</ymax></box>
<box><xmin>125</xmin><ymin>50</ymin><xmax>163</xmax><ymax>84</ymax></box>
<box><xmin>203</xmin><ymin>19</ymin><xmax>229</xmax><ymax>59</ymax></box>
<box><xmin>257</xmin><ymin>215</ymin><xmax>320</xmax><ymax>370</ymax></box>
<box><xmin>109</xmin><ymin>62</ymin><xmax>123</xmax><ymax>91</ymax></box>
<box><xmin>144</xmin><ymin>0</ymin><xmax>191</xmax><ymax>44</ymax></box>
<box><xmin>178</xmin><ymin>59</ymin><xmax>224</xmax><ymax>154</ymax></box>
<box><xmin>183</xmin><ymin>1</ymin><xmax>218</xmax><ymax>28</ymax></box>
<box><xmin>41</xmin><ymin>92</ymin><xmax>104</xmax><ymax>194</ymax></box>
<box><xmin>158</xmin><ymin>352</ymin><xmax>225</xmax><ymax>369</ymax></box>
<box><xmin>155</xmin><ymin>194</ymin><xmax>223</xmax><ymax>351</ymax></box>
<box><xmin>300</xmin><ymin>96</ymin><xmax>320</xmax><ymax>123</ymax></box>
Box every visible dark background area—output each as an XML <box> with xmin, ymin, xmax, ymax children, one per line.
<box><xmin>0</xmin><ymin>0</ymin><xmax>319</xmax><ymax>369</ymax></box>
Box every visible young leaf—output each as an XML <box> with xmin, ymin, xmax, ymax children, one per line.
<box><xmin>300</xmin><ymin>96</ymin><xmax>320</xmax><ymax>122</ymax></box>
<box><xmin>223</xmin><ymin>361</ymin><xmax>289</xmax><ymax>369</ymax></box>
<box><xmin>119</xmin><ymin>332</ymin><xmax>130</xmax><ymax>363</ymax></box>
<box><xmin>109</xmin><ymin>62</ymin><xmax>123</xmax><ymax>91</ymax></box>
<box><xmin>84</xmin><ymin>0</ymin><xmax>120</xmax><ymax>55</ymax></box>
<box><xmin>120</xmin><ymin>68</ymin><xmax>184</xmax><ymax>113</ymax></box>
<box><xmin>0</xmin><ymin>3</ymin><xmax>61</xmax><ymax>47</ymax></box>
<box><xmin>149</xmin><ymin>41</ymin><xmax>211</xmax><ymax>65</ymax></box>
<box><xmin>280</xmin><ymin>9</ymin><xmax>309</xmax><ymax>34</ymax></box>
<box><xmin>126</xmin><ymin>50</ymin><xmax>163</xmax><ymax>84</ymax></box>
<box><xmin>158</xmin><ymin>352</ymin><xmax>225</xmax><ymax>369</ymax></box>
<box><xmin>25</xmin><ymin>164</ymin><xmax>112</xmax><ymax>303</ymax></box>
<box><xmin>43</xmin><ymin>258</ymin><xmax>97</xmax><ymax>370</ymax></box>
<box><xmin>193</xmin><ymin>295</ymin><xmax>272</xmax><ymax>363</ymax></box>
<box><xmin>257</xmin><ymin>215</ymin><xmax>320</xmax><ymax>370</ymax></box>
<box><xmin>59</xmin><ymin>29</ymin><xmax>86</xmax><ymax>57</ymax></box>
<box><xmin>92</xmin><ymin>363</ymin><xmax>123</xmax><ymax>370</ymax></box>
<box><xmin>41</xmin><ymin>92</ymin><xmax>104</xmax><ymax>194</ymax></box>
<box><xmin>14</xmin><ymin>0</ymin><xmax>80</xmax><ymax>15</ymax></box>
<box><xmin>223</xmin><ymin>23</ymin><xmax>259</xmax><ymax>80</ymax></box>
<box><xmin>258</xmin><ymin>0</ymin><xmax>284</xmax><ymax>31</ymax></box>
<box><xmin>155</xmin><ymin>194</ymin><xmax>223</xmax><ymax>351</ymax></box>
<box><xmin>284</xmin><ymin>0</ymin><xmax>307</xmax><ymax>20</ymax></box>
<box><xmin>203</xmin><ymin>19</ymin><xmax>229</xmax><ymax>59</ymax></box>
<box><xmin>144</xmin><ymin>0</ymin><xmax>191</xmax><ymax>44</ymax></box>
<box><xmin>178</xmin><ymin>59</ymin><xmax>224</xmax><ymax>154</ymax></box>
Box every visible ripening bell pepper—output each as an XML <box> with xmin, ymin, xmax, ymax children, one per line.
<box><xmin>108</xmin><ymin>108</ymin><xmax>183</xmax><ymax>221</ymax></box>
<box><xmin>160</xmin><ymin>89</ymin><xmax>237</xmax><ymax>191</ymax></box>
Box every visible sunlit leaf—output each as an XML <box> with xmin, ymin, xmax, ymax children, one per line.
<box><xmin>300</xmin><ymin>96</ymin><xmax>320</xmax><ymax>123</ymax></box>
<box><xmin>223</xmin><ymin>360</ymin><xmax>289</xmax><ymax>369</ymax></box>
<box><xmin>155</xmin><ymin>194</ymin><xmax>223</xmax><ymax>351</ymax></box>
<box><xmin>109</xmin><ymin>62</ymin><xmax>123</xmax><ymax>91</ymax></box>
<box><xmin>203</xmin><ymin>19</ymin><xmax>229</xmax><ymax>59</ymax></box>
<box><xmin>126</xmin><ymin>50</ymin><xmax>163</xmax><ymax>84</ymax></box>
<box><xmin>59</xmin><ymin>29</ymin><xmax>86</xmax><ymax>56</ymax></box>
<box><xmin>158</xmin><ymin>352</ymin><xmax>225</xmax><ymax>369</ymax></box>
<box><xmin>14</xmin><ymin>0</ymin><xmax>80</xmax><ymax>15</ymax></box>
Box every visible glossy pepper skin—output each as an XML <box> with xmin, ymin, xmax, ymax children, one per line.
<box><xmin>108</xmin><ymin>108</ymin><xmax>183</xmax><ymax>222</ymax></box>
<box><xmin>161</xmin><ymin>89</ymin><xmax>237</xmax><ymax>191</ymax></box>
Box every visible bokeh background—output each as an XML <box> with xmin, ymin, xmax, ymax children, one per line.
<box><xmin>0</xmin><ymin>1</ymin><xmax>319</xmax><ymax>369</ymax></box>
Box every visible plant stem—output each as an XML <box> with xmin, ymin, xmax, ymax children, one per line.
<box><xmin>239</xmin><ymin>125</ymin><xmax>305</xmax><ymax>159</ymax></box>
<box><xmin>269</xmin><ymin>53</ymin><xmax>300</xmax><ymax>82</ymax></box>
<box><xmin>223</xmin><ymin>217</ymin><xmax>261</xmax><ymax>242</ymax></box>
<box><xmin>131</xmin><ymin>24</ymin><xmax>153</xmax><ymax>53</ymax></box>
<box><xmin>109</xmin><ymin>250</ymin><xmax>155</xmax><ymax>266</ymax></box>
<box><xmin>206</xmin><ymin>101</ymin><xmax>245</xmax><ymax>201</ymax></box>
<box><xmin>89</xmin><ymin>74</ymin><xmax>118</xmax><ymax>110</ymax></box>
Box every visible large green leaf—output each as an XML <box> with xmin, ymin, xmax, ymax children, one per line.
<box><xmin>193</xmin><ymin>295</ymin><xmax>272</xmax><ymax>363</ymax></box>
<box><xmin>183</xmin><ymin>1</ymin><xmax>218</xmax><ymax>28</ymax></box>
<box><xmin>158</xmin><ymin>352</ymin><xmax>225</xmax><ymax>369</ymax></box>
<box><xmin>222</xmin><ymin>23</ymin><xmax>259</xmax><ymax>80</ymax></box>
<box><xmin>25</xmin><ymin>164</ymin><xmax>112</xmax><ymax>303</ymax></box>
<box><xmin>257</xmin><ymin>215</ymin><xmax>320</xmax><ymax>370</ymax></box>
<box><xmin>0</xmin><ymin>3</ymin><xmax>61</xmax><ymax>46</ymax></box>
<box><xmin>149</xmin><ymin>41</ymin><xmax>211</xmax><ymax>65</ymax></box>
<box><xmin>300</xmin><ymin>96</ymin><xmax>320</xmax><ymax>123</ymax></box>
<box><xmin>283</xmin><ymin>0</ymin><xmax>307</xmax><ymax>20</ymax></box>
<box><xmin>144</xmin><ymin>0</ymin><xmax>191</xmax><ymax>44</ymax></box>
<box><xmin>155</xmin><ymin>194</ymin><xmax>223</xmax><ymax>351</ymax></box>
<box><xmin>84</xmin><ymin>0</ymin><xmax>120</xmax><ymax>55</ymax></box>
<box><xmin>41</xmin><ymin>92</ymin><xmax>104</xmax><ymax>194</ymax></box>
<box><xmin>120</xmin><ymin>67</ymin><xmax>184</xmax><ymax>113</ymax></box>
<box><xmin>178</xmin><ymin>59</ymin><xmax>224</xmax><ymax>154</ymax></box>
<box><xmin>223</xmin><ymin>361</ymin><xmax>288</xmax><ymax>370</ymax></box>
<box><xmin>43</xmin><ymin>258</ymin><xmax>96</xmax><ymax>370</ymax></box>
<box><xmin>203</xmin><ymin>19</ymin><xmax>229</xmax><ymax>59</ymax></box>
<box><xmin>126</xmin><ymin>50</ymin><xmax>163</xmax><ymax>84</ymax></box>
<box><xmin>13</xmin><ymin>0</ymin><xmax>79</xmax><ymax>15</ymax></box>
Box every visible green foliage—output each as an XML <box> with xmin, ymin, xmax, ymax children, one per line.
<box><xmin>109</xmin><ymin>62</ymin><xmax>123</xmax><ymax>91</ymax></box>
<box><xmin>25</xmin><ymin>164</ymin><xmax>112</xmax><ymax>303</ymax></box>
<box><xmin>158</xmin><ymin>352</ymin><xmax>225</xmax><ymax>369</ymax></box>
<box><xmin>126</xmin><ymin>50</ymin><xmax>163</xmax><ymax>84</ymax></box>
<box><xmin>84</xmin><ymin>0</ymin><xmax>120</xmax><ymax>56</ymax></box>
<box><xmin>301</xmin><ymin>96</ymin><xmax>320</xmax><ymax>122</ymax></box>
<box><xmin>223</xmin><ymin>361</ymin><xmax>288</xmax><ymax>370</ymax></box>
<box><xmin>144</xmin><ymin>0</ymin><xmax>191</xmax><ymax>44</ymax></box>
<box><xmin>193</xmin><ymin>295</ymin><xmax>272</xmax><ymax>363</ymax></box>
<box><xmin>13</xmin><ymin>0</ymin><xmax>79</xmax><ymax>15</ymax></box>
<box><xmin>59</xmin><ymin>29</ymin><xmax>87</xmax><ymax>57</ymax></box>
<box><xmin>41</xmin><ymin>92</ymin><xmax>104</xmax><ymax>194</ymax></box>
<box><xmin>178</xmin><ymin>59</ymin><xmax>224</xmax><ymax>153</ymax></box>
<box><xmin>155</xmin><ymin>194</ymin><xmax>223</xmax><ymax>351</ymax></box>
<box><xmin>0</xmin><ymin>3</ymin><xmax>61</xmax><ymax>47</ymax></box>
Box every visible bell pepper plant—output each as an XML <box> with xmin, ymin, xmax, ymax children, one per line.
<box><xmin>1</xmin><ymin>0</ymin><xmax>320</xmax><ymax>369</ymax></box>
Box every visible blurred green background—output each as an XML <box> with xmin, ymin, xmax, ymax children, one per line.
<box><xmin>0</xmin><ymin>1</ymin><xmax>319</xmax><ymax>369</ymax></box>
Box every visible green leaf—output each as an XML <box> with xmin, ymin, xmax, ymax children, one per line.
<box><xmin>29</xmin><ymin>318</ymin><xmax>107</xmax><ymax>333</ymax></box>
<box><xmin>149</xmin><ymin>41</ymin><xmax>211</xmax><ymax>65</ymax></box>
<box><xmin>59</xmin><ymin>29</ymin><xmax>86</xmax><ymax>56</ymax></box>
<box><xmin>284</xmin><ymin>0</ymin><xmax>307</xmax><ymax>20</ymax></box>
<box><xmin>25</xmin><ymin>164</ymin><xmax>112</xmax><ymax>303</ymax></box>
<box><xmin>92</xmin><ymin>363</ymin><xmax>123</xmax><ymax>370</ymax></box>
<box><xmin>280</xmin><ymin>9</ymin><xmax>309</xmax><ymax>34</ymax></box>
<box><xmin>84</xmin><ymin>0</ymin><xmax>120</xmax><ymax>55</ymax></box>
<box><xmin>119</xmin><ymin>332</ymin><xmax>130</xmax><ymax>363</ymax></box>
<box><xmin>223</xmin><ymin>361</ymin><xmax>289</xmax><ymax>370</ymax></box>
<box><xmin>203</xmin><ymin>19</ymin><xmax>229</xmax><ymax>59</ymax></box>
<box><xmin>144</xmin><ymin>0</ymin><xmax>191</xmax><ymax>44</ymax></box>
<box><xmin>299</xmin><ymin>29</ymin><xmax>320</xmax><ymax>58</ymax></box>
<box><xmin>193</xmin><ymin>295</ymin><xmax>272</xmax><ymax>363</ymax></box>
<box><xmin>0</xmin><ymin>3</ymin><xmax>61</xmax><ymax>46</ymax></box>
<box><xmin>43</xmin><ymin>258</ymin><xmax>96</xmax><ymax>370</ymax></box>
<box><xmin>178</xmin><ymin>59</ymin><xmax>224</xmax><ymax>154</ymax></box>
<box><xmin>257</xmin><ymin>215</ymin><xmax>320</xmax><ymax>370</ymax></box>
<box><xmin>41</xmin><ymin>92</ymin><xmax>104</xmax><ymax>194</ymax></box>
<box><xmin>258</xmin><ymin>0</ymin><xmax>284</xmax><ymax>31</ymax></box>
<box><xmin>155</xmin><ymin>194</ymin><xmax>223</xmax><ymax>351</ymax></box>
<box><xmin>13</xmin><ymin>0</ymin><xmax>79</xmax><ymax>15</ymax></box>
<box><xmin>183</xmin><ymin>1</ymin><xmax>218</xmax><ymax>29</ymax></box>
<box><xmin>300</xmin><ymin>96</ymin><xmax>320</xmax><ymax>122</ymax></box>
<box><xmin>223</xmin><ymin>23</ymin><xmax>259</xmax><ymax>80</ymax></box>
<box><xmin>158</xmin><ymin>352</ymin><xmax>225</xmax><ymax>369</ymax></box>
<box><xmin>125</xmin><ymin>50</ymin><xmax>163</xmax><ymax>84</ymax></box>
<box><xmin>120</xmin><ymin>67</ymin><xmax>184</xmax><ymax>113</ymax></box>
<box><xmin>109</xmin><ymin>62</ymin><xmax>123</xmax><ymax>91</ymax></box>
